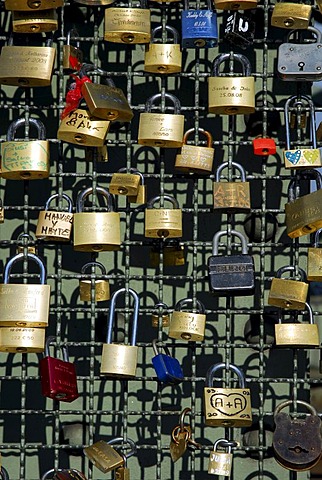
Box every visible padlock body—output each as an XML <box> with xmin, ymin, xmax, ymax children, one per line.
<box><xmin>79</xmin><ymin>279</ymin><xmax>110</xmax><ymax>302</ymax></box>
<box><xmin>283</xmin><ymin>149</ymin><xmax>322</xmax><ymax>168</ymax></box>
<box><xmin>224</xmin><ymin>12</ymin><xmax>255</xmax><ymax>49</ymax></box>
<box><xmin>40</xmin><ymin>356</ymin><xmax>79</xmax><ymax>402</ymax></box>
<box><xmin>104</xmin><ymin>8</ymin><xmax>151</xmax><ymax>44</ymax></box>
<box><xmin>208</xmin><ymin>451</ymin><xmax>233</xmax><ymax>476</ymax></box>
<box><xmin>278</xmin><ymin>43</ymin><xmax>322</xmax><ymax>81</ymax></box>
<box><xmin>271</xmin><ymin>3</ymin><xmax>311</xmax><ymax>29</ymax></box>
<box><xmin>268</xmin><ymin>278</ymin><xmax>308</xmax><ymax>309</ymax></box>
<box><xmin>84</xmin><ymin>441</ymin><xmax>124</xmax><ymax>473</ymax></box>
<box><xmin>36</xmin><ymin>210</ymin><xmax>73</xmax><ymax>241</ymax></box>
<box><xmin>169</xmin><ymin>311</ymin><xmax>206</xmax><ymax>341</ymax></box>
<box><xmin>204</xmin><ymin>386</ymin><xmax>252</xmax><ymax>427</ymax></box>
<box><xmin>109</xmin><ymin>173</ymin><xmax>141</xmax><ymax>196</ymax></box>
<box><xmin>1</xmin><ymin>140</ymin><xmax>50</xmax><ymax>180</ymax></box>
<box><xmin>175</xmin><ymin>145</ymin><xmax>214</xmax><ymax>173</ymax></box>
<box><xmin>208</xmin><ymin>254</ymin><xmax>255</xmax><ymax>295</ymax></box>
<box><xmin>252</xmin><ymin>137</ymin><xmax>276</xmax><ymax>156</ymax></box>
<box><xmin>150</xmin><ymin>245</ymin><xmax>185</xmax><ymax>267</ymax></box>
<box><xmin>285</xmin><ymin>189</ymin><xmax>322</xmax><ymax>238</ymax></box>
<box><xmin>115</xmin><ymin>467</ymin><xmax>130</xmax><ymax>480</ymax></box>
<box><xmin>101</xmin><ymin>343</ymin><xmax>138</xmax><ymax>377</ymax></box>
<box><xmin>0</xmin><ymin>327</ymin><xmax>45</xmax><ymax>352</ymax></box>
<box><xmin>145</xmin><ymin>208</ymin><xmax>182</xmax><ymax>238</ymax></box>
<box><xmin>57</xmin><ymin>109</ymin><xmax>110</xmax><ymax>147</ymax></box>
<box><xmin>275</xmin><ymin>323</ymin><xmax>319</xmax><ymax>347</ymax></box>
<box><xmin>215</xmin><ymin>0</ymin><xmax>257</xmax><ymax>9</ymax></box>
<box><xmin>213</xmin><ymin>182</ymin><xmax>251</xmax><ymax>211</ymax></box>
<box><xmin>12</xmin><ymin>9</ymin><xmax>58</xmax><ymax>33</ymax></box>
<box><xmin>128</xmin><ymin>184</ymin><xmax>146</xmax><ymax>204</ymax></box>
<box><xmin>151</xmin><ymin>313</ymin><xmax>170</xmax><ymax>327</ymax></box>
<box><xmin>208</xmin><ymin>77</ymin><xmax>255</xmax><ymax>115</ymax></box>
<box><xmin>152</xmin><ymin>353</ymin><xmax>184</xmax><ymax>384</ymax></box>
<box><xmin>144</xmin><ymin>44</ymin><xmax>182</xmax><ymax>74</ymax></box>
<box><xmin>63</xmin><ymin>45</ymin><xmax>83</xmax><ymax>71</ymax></box>
<box><xmin>0</xmin><ymin>284</ymin><xmax>50</xmax><ymax>327</ymax></box>
<box><xmin>5</xmin><ymin>0</ymin><xmax>63</xmax><ymax>9</ymax></box>
<box><xmin>73</xmin><ymin>212</ymin><xmax>121</xmax><ymax>252</ymax></box>
<box><xmin>307</xmin><ymin>247</ymin><xmax>322</xmax><ymax>281</ymax></box>
<box><xmin>138</xmin><ymin>112</ymin><xmax>184</xmax><ymax>148</ymax></box>
<box><xmin>81</xmin><ymin>83</ymin><xmax>134</xmax><ymax>122</ymax></box>
<box><xmin>181</xmin><ymin>10</ymin><xmax>218</xmax><ymax>48</ymax></box>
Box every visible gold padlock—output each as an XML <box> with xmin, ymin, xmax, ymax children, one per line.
<box><xmin>0</xmin><ymin>198</ymin><xmax>4</xmax><ymax>223</ymax></box>
<box><xmin>275</xmin><ymin>302</ymin><xmax>320</xmax><ymax>347</ymax></box>
<box><xmin>107</xmin><ymin>437</ymin><xmax>135</xmax><ymax>479</ymax></box>
<box><xmin>0</xmin><ymin>327</ymin><xmax>45</xmax><ymax>353</ymax></box>
<box><xmin>5</xmin><ymin>0</ymin><xmax>63</xmax><ymax>10</ymax></box>
<box><xmin>215</xmin><ymin>0</ymin><xmax>256</xmax><ymax>10</ymax></box>
<box><xmin>213</xmin><ymin>161</ymin><xmax>251</xmax><ymax>211</ymax></box>
<box><xmin>73</xmin><ymin>186</ymin><xmax>121</xmax><ymax>252</ymax></box>
<box><xmin>58</xmin><ymin>107</ymin><xmax>110</xmax><ymax>147</ymax></box>
<box><xmin>308</xmin><ymin>228</ymin><xmax>322</xmax><ymax>281</ymax></box>
<box><xmin>79</xmin><ymin>261</ymin><xmax>110</xmax><ymax>302</ymax></box>
<box><xmin>84</xmin><ymin>440</ymin><xmax>124</xmax><ymax>473</ymax></box>
<box><xmin>208</xmin><ymin>53</ymin><xmax>255</xmax><ymax>115</ymax></box>
<box><xmin>208</xmin><ymin>439</ymin><xmax>237</xmax><ymax>476</ymax></box>
<box><xmin>104</xmin><ymin>0</ymin><xmax>151</xmax><ymax>44</ymax></box>
<box><xmin>144</xmin><ymin>25</ymin><xmax>182</xmax><ymax>74</ymax></box>
<box><xmin>145</xmin><ymin>195</ymin><xmax>182</xmax><ymax>239</ymax></box>
<box><xmin>109</xmin><ymin>168</ymin><xmax>146</xmax><ymax>204</ymax></box>
<box><xmin>271</xmin><ymin>2</ymin><xmax>312</xmax><ymax>29</ymax></box>
<box><xmin>268</xmin><ymin>265</ymin><xmax>308</xmax><ymax>310</ymax></box>
<box><xmin>138</xmin><ymin>93</ymin><xmax>184</xmax><ymax>148</ymax></box>
<box><xmin>175</xmin><ymin>128</ymin><xmax>214</xmax><ymax>174</ymax></box>
<box><xmin>74</xmin><ymin>0</ymin><xmax>114</xmax><ymax>6</ymax></box>
<box><xmin>63</xmin><ymin>29</ymin><xmax>83</xmax><ymax>71</ymax></box>
<box><xmin>169</xmin><ymin>298</ymin><xmax>206</xmax><ymax>341</ymax></box>
<box><xmin>1</xmin><ymin>118</ymin><xmax>50</xmax><ymax>180</ymax></box>
<box><xmin>101</xmin><ymin>288</ymin><xmax>139</xmax><ymax>377</ymax></box>
<box><xmin>151</xmin><ymin>302</ymin><xmax>170</xmax><ymax>327</ymax></box>
<box><xmin>36</xmin><ymin>193</ymin><xmax>73</xmax><ymax>242</ymax></box>
<box><xmin>16</xmin><ymin>233</ymin><xmax>37</xmax><ymax>255</ymax></box>
<box><xmin>12</xmin><ymin>9</ymin><xmax>58</xmax><ymax>33</ymax></box>
<box><xmin>149</xmin><ymin>239</ymin><xmax>185</xmax><ymax>267</ymax></box>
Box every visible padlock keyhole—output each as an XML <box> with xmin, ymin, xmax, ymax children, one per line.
<box><xmin>288</xmin><ymin>445</ymin><xmax>309</xmax><ymax>454</ymax></box>
<box><xmin>284</xmin><ymin>18</ymin><xmax>294</xmax><ymax>27</ymax></box>
<box><xmin>298</xmin><ymin>62</ymin><xmax>305</xmax><ymax>71</ymax></box>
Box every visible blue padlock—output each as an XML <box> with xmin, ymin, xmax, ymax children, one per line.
<box><xmin>152</xmin><ymin>339</ymin><xmax>184</xmax><ymax>385</ymax></box>
<box><xmin>181</xmin><ymin>0</ymin><xmax>218</xmax><ymax>48</ymax></box>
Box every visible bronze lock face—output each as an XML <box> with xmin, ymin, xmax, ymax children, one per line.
<box><xmin>63</xmin><ymin>29</ymin><xmax>83</xmax><ymax>71</ymax></box>
<box><xmin>268</xmin><ymin>265</ymin><xmax>308</xmax><ymax>310</ymax></box>
<box><xmin>110</xmin><ymin>168</ymin><xmax>146</xmax><ymax>204</ymax></box>
<box><xmin>79</xmin><ymin>261</ymin><xmax>110</xmax><ymax>302</ymax></box>
<box><xmin>271</xmin><ymin>2</ymin><xmax>312</xmax><ymax>29</ymax></box>
<box><xmin>213</xmin><ymin>161</ymin><xmax>251</xmax><ymax>211</ymax></box>
<box><xmin>149</xmin><ymin>239</ymin><xmax>185</xmax><ymax>267</ymax></box>
<box><xmin>0</xmin><ymin>327</ymin><xmax>45</xmax><ymax>353</ymax></box>
<box><xmin>151</xmin><ymin>302</ymin><xmax>170</xmax><ymax>327</ymax></box>
<box><xmin>175</xmin><ymin>128</ymin><xmax>214</xmax><ymax>174</ymax></box>
<box><xmin>144</xmin><ymin>25</ymin><xmax>182</xmax><ymax>74</ymax></box>
<box><xmin>84</xmin><ymin>440</ymin><xmax>124</xmax><ymax>473</ymax></box>
<box><xmin>145</xmin><ymin>194</ymin><xmax>182</xmax><ymax>239</ymax></box>
<box><xmin>16</xmin><ymin>233</ymin><xmax>37</xmax><ymax>255</ymax></box>
<box><xmin>275</xmin><ymin>302</ymin><xmax>320</xmax><ymax>348</ymax></box>
<box><xmin>57</xmin><ymin>108</ymin><xmax>110</xmax><ymax>147</ymax></box>
<box><xmin>36</xmin><ymin>193</ymin><xmax>73</xmax><ymax>242</ymax></box>
<box><xmin>308</xmin><ymin>228</ymin><xmax>322</xmax><ymax>281</ymax></box>
<box><xmin>12</xmin><ymin>9</ymin><xmax>58</xmax><ymax>33</ymax></box>
<box><xmin>169</xmin><ymin>298</ymin><xmax>206</xmax><ymax>341</ymax></box>
<box><xmin>104</xmin><ymin>1</ymin><xmax>151</xmax><ymax>44</ymax></box>
<box><xmin>5</xmin><ymin>0</ymin><xmax>63</xmax><ymax>10</ymax></box>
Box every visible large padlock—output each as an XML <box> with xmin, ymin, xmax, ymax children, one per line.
<box><xmin>40</xmin><ymin>336</ymin><xmax>79</xmax><ymax>402</ymax></box>
<box><xmin>151</xmin><ymin>302</ymin><xmax>170</xmax><ymax>327</ymax></box>
<box><xmin>213</xmin><ymin>162</ymin><xmax>251</xmax><ymax>211</ymax></box>
<box><xmin>208</xmin><ymin>230</ymin><xmax>255</xmax><ymax>296</ymax></box>
<box><xmin>36</xmin><ymin>193</ymin><xmax>73</xmax><ymax>242</ymax></box>
<box><xmin>0</xmin><ymin>252</ymin><xmax>50</xmax><ymax>327</ymax></box>
<box><xmin>104</xmin><ymin>0</ymin><xmax>151</xmax><ymax>44</ymax></box>
<box><xmin>268</xmin><ymin>265</ymin><xmax>308</xmax><ymax>310</ymax></box>
<box><xmin>224</xmin><ymin>12</ymin><xmax>255</xmax><ymax>49</ymax></box>
<box><xmin>181</xmin><ymin>0</ymin><xmax>218</xmax><ymax>48</ymax></box>
<box><xmin>138</xmin><ymin>93</ymin><xmax>184</xmax><ymax>148</ymax></box>
<box><xmin>208</xmin><ymin>53</ymin><xmax>255</xmax><ymax>115</ymax></box>
<box><xmin>175</xmin><ymin>128</ymin><xmax>214</xmax><ymax>174</ymax></box>
<box><xmin>144</xmin><ymin>25</ymin><xmax>182</xmax><ymax>74</ymax></box>
<box><xmin>1</xmin><ymin>118</ymin><xmax>50</xmax><ymax>180</ymax></box>
<box><xmin>149</xmin><ymin>239</ymin><xmax>185</xmax><ymax>267</ymax></box>
<box><xmin>63</xmin><ymin>29</ymin><xmax>83</xmax><ymax>71</ymax></box>
<box><xmin>111</xmin><ymin>168</ymin><xmax>146</xmax><ymax>204</ymax></box>
<box><xmin>73</xmin><ymin>186</ymin><xmax>120</xmax><ymax>252</ymax></box>
<box><xmin>169</xmin><ymin>298</ymin><xmax>206</xmax><ymax>341</ymax></box>
<box><xmin>252</xmin><ymin>135</ymin><xmax>276</xmax><ymax>156</ymax></box>
<box><xmin>145</xmin><ymin>195</ymin><xmax>182</xmax><ymax>239</ymax></box>
<box><xmin>0</xmin><ymin>35</ymin><xmax>56</xmax><ymax>87</ymax></box>
<box><xmin>275</xmin><ymin>302</ymin><xmax>320</xmax><ymax>347</ymax></box>
<box><xmin>0</xmin><ymin>326</ymin><xmax>45</xmax><ymax>353</ymax></box>
<box><xmin>79</xmin><ymin>261</ymin><xmax>110</xmax><ymax>302</ymax></box>
<box><xmin>101</xmin><ymin>288</ymin><xmax>139</xmax><ymax>377</ymax></box>
<box><xmin>273</xmin><ymin>400</ymin><xmax>322</xmax><ymax>470</ymax></box>
<box><xmin>204</xmin><ymin>362</ymin><xmax>252</xmax><ymax>427</ymax></box>
<box><xmin>208</xmin><ymin>439</ymin><xmax>237</xmax><ymax>476</ymax></box>
<box><xmin>12</xmin><ymin>9</ymin><xmax>58</xmax><ymax>33</ymax></box>
<box><xmin>271</xmin><ymin>2</ymin><xmax>312</xmax><ymax>29</ymax></box>
<box><xmin>5</xmin><ymin>0</ymin><xmax>62</xmax><ymax>9</ymax></box>
<box><xmin>307</xmin><ymin>228</ymin><xmax>322</xmax><ymax>281</ymax></box>
<box><xmin>152</xmin><ymin>339</ymin><xmax>184</xmax><ymax>385</ymax></box>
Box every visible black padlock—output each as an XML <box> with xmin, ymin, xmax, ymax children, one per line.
<box><xmin>224</xmin><ymin>11</ymin><xmax>255</xmax><ymax>49</ymax></box>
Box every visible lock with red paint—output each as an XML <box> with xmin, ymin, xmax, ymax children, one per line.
<box><xmin>252</xmin><ymin>136</ymin><xmax>276</xmax><ymax>156</ymax></box>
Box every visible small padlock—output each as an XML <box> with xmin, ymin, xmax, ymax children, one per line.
<box><xmin>138</xmin><ymin>93</ymin><xmax>184</xmax><ymax>148</ymax></box>
<box><xmin>208</xmin><ymin>230</ymin><xmax>255</xmax><ymax>296</ymax></box>
<box><xmin>110</xmin><ymin>169</ymin><xmax>141</xmax><ymax>197</ymax></box>
<box><xmin>215</xmin><ymin>0</ymin><xmax>257</xmax><ymax>11</ymax></box>
<box><xmin>149</xmin><ymin>239</ymin><xmax>185</xmax><ymax>267</ymax></box>
<box><xmin>273</xmin><ymin>400</ymin><xmax>322</xmax><ymax>470</ymax></box>
<box><xmin>63</xmin><ymin>29</ymin><xmax>83</xmax><ymax>71</ymax></box>
<box><xmin>16</xmin><ymin>233</ymin><xmax>37</xmax><ymax>255</ymax></box>
<box><xmin>108</xmin><ymin>437</ymin><xmax>136</xmax><ymax>480</ymax></box>
<box><xmin>175</xmin><ymin>128</ymin><xmax>214</xmax><ymax>174</ymax></box>
<box><xmin>40</xmin><ymin>336</ymin><xmax>79</xmax><ymax>402</ymax></box>
<box><xmin>144</xmin><ymin>25</ymin><xmax>182</xmax><ymax>74</ymax></box>
<box><xmin>208</xmin><ymin>439</ymin><xmax>237</xmax><ymax>476</ymax></box>
<box><xmin>5</xmin><ymin>0</ymin><xmax>62</xmax><ymax>9</ymax></box>
<box><xmin>275</xmin><ymin>302</ymin><xmax>320</xmax><ymax>347</ymax></box>
<box><xmin>104</xmin><ymin>0</ymin><xmax>151</xmax><ymax>44</ymax></box>
<box><xmin>204</xmin><ymin>362</ymin><xmax>252</xmax><ymax>427</ymax></box>
<box><xmin>268</xmin><ymin>266</ymin><xmax>308</xmax><ymax>310</ymax></box>
<box><xmin>151</xmin><ymin>339</ymin><xmax>184</xmax><ymax>385</ymax></box>
<box><xmin>100</xmin><ymin>288</ymin><xmax>139</xmax><ymax>377</ymax></box>
<box><xmin>169</xmin><ymin>298</ymin><xmax>206</xmax><ymax>341</ymax></box>
<box><xmin>224</xmin><ymin>12</ymin><xmax>255</xmax><ymax>49</ymax></box>
<box><xmin>307</xmin><ymin>228</ymin><xmax>322</xmax><ymax>281</ymax></box>
<box><xmin>252</xmin><ymin>135</ymin><xmax>276</xmax><ymax>156</ymax></box>
<box><xmin>36</xmin><ymin>193</ymin><xmax>73</xmax><ymax>242</ymax></box>
<box><xmin>0</xmin><ymin>326</ymin><xmax>45</xmax><ymax>353</ymax></box>
<box><xmin>73</xmin><ymin>186</ymin><xmax>121</xmax><ymax>252</ymax></box>
<box><xmin>271</xmin><ymin>2</ymin><xmax>312</xmax><ymax>29</ymax></box>
<box><xmin>208</xmin><ymin>53</ymin><xmax>255</xmax><ymax>115</ymax></box>
<box><xmin>145</xmin><ymin>195</ymin><xmax>182</xmax><ymax>239</ymax></box>
<box><xmin>83</xmin><ymin>440</ymin><xmax>124</xmax><ymax>473</ymax></box>
<box><xmin>213</xmin><ymin>162</ymin><xmax>251</xmax><ymax>212</ymax></box>
<box><xmin>151</xmin><ymin>302</ymin><xmax>170</xmax><ymax>327</ymax></box>
<box><xmin>113</xmin><ymin>168</ymin><xmax>146</xmax><ymax>204</ymax></box>
<box><xmin>170</xmin><ymin>407</ymin><xmax>201</xmax><ymax>462</ymax></box>
<box><xmin>12</xmin><ymin>9</ymin><xmax>58</xmax><ymax>33</ymax></box>
<box><xmin>85</xmin><ymin>145</ymin><xmax>109</xmax><ymax>163</ymax></box>
<box><xmin>1</xmin><ymin>117</ymin><xmax>50</xmax><ymax>180</ymax></box>
<box><xmin>0</xmin><ymin>198</ymin><xmax>4</xmax><ymax>223</ymax></box>
<box><xmin>181</xmin><ymin>0</ymin><xmax>218</xmax><ymax>48</ymax></box>
<box><xmin>79</xmin><ymin>261</ymin><xmax>110</xmax><ymax>302</ymax></box>
<box><xmin>0</xmin><ymin>252</ymin><xmax>50</xmax><ymax>327</ymax></box>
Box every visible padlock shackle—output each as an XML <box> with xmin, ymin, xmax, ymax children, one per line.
<box><xmin>107</xmin><ymin>437</ymin><xmax>137</xmax><ymax>459</ymax></box>
<box><xmin>278</xmin><ymin>301</ymin><xmax>314</xmax><ymax>325</ymax></box>
<box><xmin>275</xmin><ymin>265</ymin><xmax>307</xmax><ymax>282</ymax></box>
<box><xmin>152</xmin><ymin>338</ymin><xmax>171</xmax><ymax>357</ymax></box>
<box><xmin>213</xmin><ymin>438</ymin><xmax>238</xmax><ymax>453</ymax></box>
<box><xmin>66</xmin><ymin>28</ymin><xmax>80</xmax><ymax>47</ymax></box>
<box><xmin>16</xmin><ymin>232</ymin><xmax>35</xmax><ymax>246</ymax></box>
<box><xmin>0</xmin><ymin>467</ymin><xmax>9</xmax><ymax>480</ymax></box>
<box><xmin>215</xmin><ymin>161</ymin><xmax>247</xmax><ymax>182</ymax></box>
<box><xmin>106</xmin><ymin>288</ymin><xmax>139</xmax><ymax>346</ymax></box>
<box><xmin>313</xmin><ymin>228</ymin><xmax>322</xmax><ymax>247</ymax></box>
<box><xmin>45</xmin><ymin>193</ymin><xmax>73</xmax><ymax>213</ymax></box>
<box><xmin>151</xmin><ymin>25</ymin><xmax>180</xmax><ymax>43</ymax></box>
<box><xmin>184</xmin><ymin>0</ymin><xmax>213</xmax><ymax>10</ymax></box>
<box><xmin>44</xmin><ymin>336</ymin><xmax>70</xmax><ymax>361</ymax></box>
<box><xmin>212</xmin><ymin>53</ymin><xmax>251</xmax><ymax>77</ymax></box>
<box><xmin>153</xmin><ymin>301</ymin><xmax>169</xmax><ymax>312</ymax></box>
<box><xmin>3</xmin><ymin>252</ymin><xmax>46</xmax><ymax>284</ymax></box>
<box><xmin>79</xmin><ymin>63</ymin><xmax>116</xmax><ymax>88</ymax></box>
<box><xmin>147</xmin><ymin>195</ymin><xmax>180</xmax><ymax>209</ymax></box>
<box><xmin>6</xmin><ymin>117</ymin><xmax>46</xmax><ymax>141</ymax></box>
<box><xmin>117</xmin><ymin>167</ymin><xmax>145</xmax><ymax>186</ymax></box>
<box><xmin>288</xmin><ymin>169</ymin><xmax>322</xmax><ymax>203</ymax></box>
<box><xmin>145</xmin><ymin>93</ymin><xmax>181</xmax><ymax>114</ymax></box>
<box><xmin>286</xmin><ymin>25</ymin><xmax>322</xmax><ymax>44</ymax></box>
<box><xmin>274</xmin><ymin>399</ymin><xmax>317</xmax><ymax>418</ymax></box>
<box><xmin>76</xmin><ymin>186</ymin><xmax>115</xmax><ymax>213</ymax></box>
<box><xmin>284</xmin><ymin>94</ymin><xmax>317</xmax><ymax>150</ymax></box>
<box><xmin>179</xmin><ymin>407</ymin><xmax>192</xmax><ymax>430</ymax></box>
<box><xmin>81</xmin><ymin>261</ymin><xmax>107</xmax><ymax>276</ymax></box>
<box><xmin>206</xmin><ymin>362</ymin><xmax>246</xmax><ymax>388</ymax></box>
<box><xmin>41</xmin><ymin>468</ymin><xmax>64</xmax><ymax>480</ymax></box>
<box><xmin>212</xmin><ymin>229</ymin><xmax>248</xmax><ymax>256</ymax></box>
<box><xmin>183</xmin><ymin>128</ymin><xmax>213</xmax><ymax>147</ymax></box>
<box><xmin>174</xmin><ymin>297</ymin><xmax>205</xmax><ymax>314</ymax></box>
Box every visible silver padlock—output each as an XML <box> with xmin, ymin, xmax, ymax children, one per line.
<box><xmin>208</xmin><ymin>438</ymin><xmax>237</xmax><ymax>476</ymax></box>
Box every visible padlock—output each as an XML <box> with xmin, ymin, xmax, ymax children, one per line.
<box><xmin>204</xmin><ymin>362</ymin><xmax>252</xmax><ymax>427</ymax></box>
<box><xmin>0</xmin><ymin>252</ymin><xmax>50</xmax><ymax>327</ymax></box>
<box><xmin>0</xmin><ymin>35</ymin><xmax>56</xmax><ymax>87</ymax></box>
<box><xmin>273</xmin><ymin>400</ymin><xmax>322</xmax><ymax>470</ymax></box>
<box><xmin>181</xmin><ymin>0</ymin><xmax>218</xmax><ymax>48</ymax></box>
<box><xmin>12</xmin><ymin>9</ymin><xmax>58</xmax><ymax>33</ymax></box>
<box><xmin>74</xmin><ymin>0</ymin><xmax>114</xmax><ymax>6</ymax></box>
<box><xmin>169</xmin><ymin>298</ymin><xmax>206</xmax><ymax>341</ymax></box>
<box><xmin>42</xmin><ymin>469</ymin><xmax>87</xmax><ymax>480</ymax></box>
<box><xmin>85</xmin><ymin>146</ymin><xmax>109</xmax><ymax>163</ymax></box>
<box><xmin>215</xmin><ymin>0</ymin><xmax>257</xmax><ymax>11</ymax></box>
<box><xmin>252</xmin><ymin>136</ymin><xmax>276</xmax><ymax>156</ymax></box>
<box><xmin>268</xmin><ymin>266</ymin><xmax>308</xmax><ymax>310</ymax></box>
<box><xmin>84</xmin><ymin>438</ymin><xmax>127</xmax><ymax>473</ymax></box>
<box><xmin>151</xmin><ymin>302</ymin><xmax>170</xmax><ymax>327</ymax></box>
<box><xmin>16</xmin><ymin>233</ymin><xmax>37</xmax><ymax>255</ymax></box>
<box><xmin>208</xmin><ymin>229</ymin><xmax>255</xmax><ymax>296</ymax></box>
<box><xmin>73</xmin><ymin>186</ymin><xmax>121</xmax><ymax>252</ymax></box>
<box><xmin>0</xmin><ymin>467</ymin><xmax>9</xmax><ymax>480</ymax></box>
<box><xmin>145</xmin><ymin>195</ymin><xmax>182</xmax><ymax>239</ymax></box>
<box><xmin>271</xmin><ymin>2</ymin><xmax>312</xmax><ymax>29</ymax></box>
<box><xmin>36</xmin><ymin>193</ymin><xmax>73</xmax><ymax>242</ymax></box>
<box><xmin>285</xmin><ymin>169</ymin><xmax>322</xmax><ymax>238</ymax></box>
<box><xmin>113</xmin><ymin>168</ymin><xmax>146</xmax><ymax>204</ymax></box>
<box><xmin>79</xmin><ymin>261</ymin><xmax>110</xmax><ymax>302</ymax></box>
<box><xmin>151</xmin><ymin>339</ymin><xmax>184</xmax><ymax>385</ymax></box>
<box><xmin>1</xmin><ymin>117</ymin><xmax>50</xmax><ymax>180</ymax></box>
<box><xmin>138</xmin><ymin>93</ymin><xmax>184</xmax><ymax>148</ymax></box>
<box><xmin>63</xmin><ymin>29</ymin><xmax>83</xmax><ymax>71</ymax></box>
<box><xmin>275</xmin><ymin>302</ymin><xmax>320</xmax><ymax>347</ymax></box>
<box><xmin>213</xmin><ymin>162</ymin><xmax>251</xmax><ymax>212</ymax></box>
<box><xmin>149</xmin><ymin>239</ymin><xmax>185</xmax><ymax>267</ymax></box>
<box><xmin>0</xmin><ymin>326</ymin><xmax>45</xmax><ymax>353</ymax></box>
<box><xmin>308</xmin><ymin>228</ymin><xmax>322</xmax><ymax>281</ymax></box>
<box><xmin>5</xmin><ymin>0</ymin><xmax>62</xmax><ymax>9</ymax></box>
<box><xmin>208</xmin><ymin>53</ymin><xmax>255</xmax><ymax>115</ymax></box>
<box><xmin>208</xmin><ymin>439</ymin><xmax>237</xmax><ymax>476</ymax></box>
<box><xmin>175</xmin><ymin>128</ymin><xmax>214</xmax><ymax>174</ymax></box>
<box><xmin>40</xmin><ymin>336</ymin><xmax>79</xmax><ymax>402</ymax></box>
<box><xmin>224</xmin><ymin>12</ymin><xmax>255</xmax><ymax>49</ymax></box>
<box><xmin>104</xmin><ymin>0</ymin><xmax>151</xmax><ymax>44</ymax></box>
<box><xmin>144</xmin><ymin>25</ymin><xmax>182</xmax><ymax>74</ymax></box>
<box><xmin>100</xmin><ymin>288</ymin><xmax>139</xmax><ymax>377</ymax></box>
<box><xmin>170</xmin><ymin>407</ymin><xmax>202</xmax><ymax>462</ymax></box>
<box><xmin>0</xmin><ymin>198</ymin><xmax>4</xmax><ymax>223</ymax></box>
<box><xmin>108</xmin><ymin>437</ymin><xmax>136</xmax><ymax>480</ymax></box>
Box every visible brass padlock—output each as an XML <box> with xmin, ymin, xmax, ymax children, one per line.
<box><xmin>268</xmin><ymin>265</ymin><xmax>308</xmax><ymax>310</ymax></box>
<box><xmin>1</xmin><ymin>117</ymin><xmax>50</xmax><ymax>180</ymax></box>
<box><xmin>0</xmin><ymin>198</ymin><xmax>4</xmax><ymax>223</ymax></box>
<box><xmin>5</xmin><ymin>0</ymin><xmax>63</xmax><ymax>10</ymax></box>
<box><xmin>175</xmin><ymin>128</ymin><xmax>214</xmax><ymax>174</ymax></box>
<box><xmin>109</xmin><ymin>169</ymin><xmax>141</xmax><ymax>197</ymax></box>
<box><xmin>107</xmin><ymin>437</ymin><xmax>136</xmax><ymax>480</ymax></box>
<box><xmin>149</xmin><ymin>239</ymin><xmax>185</xmax><ymax>267</ymax></box>
<box><xmin>204</xmin><ymin>362</ymin><xmax>252</xmax><ymax>427</ymax></box>
<box><xmin>0</xmin><ymin>252</ymin><xmax>50</xmax><ymax>327</ymax></box>
<box><xmin>73</xmin><ymin>186</ymin><xmax>121</xmax><ymax>252</ymax></box>
<box><xmin>63</xmin><ymin>29</ymin><xmax>83</xmax><ymax>71</ymax></box>
<box><xmin>275</xmin><ymin>302</ymin><xmax>320</xmax><ymax>347</ymax></box>
<box><xmin>145</xmin><ymin>195</ymin><xmax>182</xmax><ymax>239</ymax></box>
<box><xmin>36</xmin><ymin>193</ymin><xmax>73</xmax><ymax>242</ymax></box>
<box><xmin>213</xmin><ymin>161</ymin><xmax>251</xmax><ymax>211</ymax></box>
<box><xmin>74</xmin><ymin>0</ymin><xmax>114</xmax><ymax>7</ymax></box>
<box><xmin>16</xmin><ymin>233</ymin><xmax>37</xmax><ymax>255</ymax></box>
<box><xmin>0</xmin><ymin>35</ymin><xmax>56</xmax><ymax>87</ymax></box>
<box><xmin>144</xmin><ymin>25</ymin><xmax>182</xmax><ymax>74</ymax></box>
<box><xmin>104</xmin><ymin>0</ymin><xmax>151</xmax><ymax>44</ymax></box>
<box><xmin>101</xmin><ymin>288</ymin><xmax>139</xmax><ymax>377</ymax></box>
<box><xmin>0</xmin><ymin>327</ymin><xmax>45</xmax><ymax>353</ymax></box>
<box><xmin>138</xmin><ymin>93</ymin><xmax>185</xmax><ymax>148</ymax></box>
<box><xmin>208</xmin><ymin>439</ymin><xmax>237</xmax><ymax>476</ymax></box>
<box><xmin>151</xmin><ymin>302</ymin><xmax>170</xmax><ymax>327</ymax></box>
<box><xmin>12</xmin><ymin>9</ymin><xmax>58</xmax><ymax>33</ymax></box>
<box><xmin>208</xmin><ymin>53</ymin><xmax>255</xmax><ymax>115</ymax></box>
<box><xmin>83</xmin><ymin>440</ymin><xmax>124</xmax><ymax>473</ymax></box>
<box><xmin>215</xmin><ymin>0</ymin><xmax>257</xmax><ymax>11</ymax></box>
<box><xmin>115</xmin><ymin>169</ymin><xmax>146</xmax><ymax>204</ymax></box>
<box><xmin>169</xmin><ymin>298</ymin><xmax>206</xmax><ymax>341</ymax></box>
<box><xmin>79</xmin><ymin>261</ymin><xmax>110</xmax><ymax>302</ymax></box>
<box><xmin>307</xmin><ymin>228</ymin><xmax>322</xmax><ymax>281</ymax></box>
<box><xmin>271</xmin><ymin>2</ymin><xmax>312</xmax><ymax>29</ymax></box>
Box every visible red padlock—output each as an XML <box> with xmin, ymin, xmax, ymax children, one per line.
<box><xmin>40</xmin><ymin>336</ymin><xmax>79</xmax><ymax>403</ymax></box>
<box><xmin>252</xmin><ymin>136</ymin><xmax>276</xmax><ymax>156</ymax></box>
